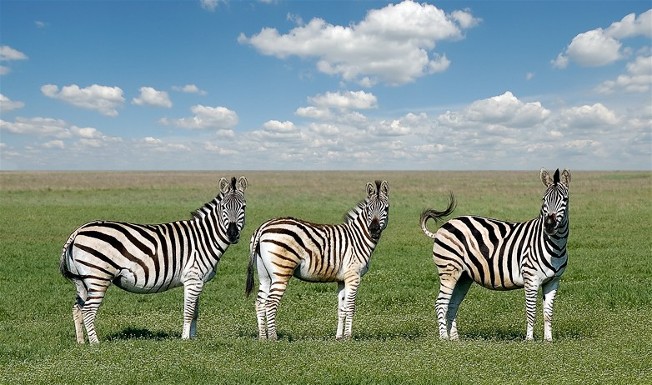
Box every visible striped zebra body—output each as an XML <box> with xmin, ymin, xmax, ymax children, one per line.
<box><xmin>420</xmin><ymin>169</ymin><xmax>570</xmax><ymax>341</ymax></box>
<box><xmin>246</xmin><ymin>180</ymin><xmax>390</xmax><ymax>340</ymax></box>
<box><xmin>60</xmin><ymin>176</ymin><xmax>247</xmax><ymax>343</ymax></box>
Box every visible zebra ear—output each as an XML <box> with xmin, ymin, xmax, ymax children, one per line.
<box><xmin>560</xmin><ymin>169</ymin><xmax>571</xmax><ymax>186</ymax></box>
<box><xmin>219</xmin><ymin>177</ymin><xmax>231</xmax><ymax>194</ymax></box>
<box><xmin>236</xmin><ymin>176</ymin><xmax>248</xmax><ymax>192</ymax></box>
<box><xmin>540</xmin><ymin>168</ymin><xmax>553</xmax><ymax>187</ymax></box>
<box><xmin>379</xmin><ymin>180</ymin><xmax>389</xmax><ymax>197</ymax></box>
<box><xmin>366</xmin><ymin>182</ymin><xmax>376</xmax><ymax>198</ymax></box>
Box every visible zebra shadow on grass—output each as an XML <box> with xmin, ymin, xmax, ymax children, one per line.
<box><xmin>106</xmin><ymin>327</ymin><xmax>179</xmax><ymax>342</ymax></box>
<box><xmin>460</xmin><ymin>326</ymin><xmax>588</xmax><ymax>342</ymax></box>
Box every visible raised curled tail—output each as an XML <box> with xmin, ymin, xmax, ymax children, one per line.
<box><xmin>245</xmin><ymin>227</ymin><xmax>262</xmax><ymax>297</ymax></box>
<box><xmin>420</xmin><ymin>192</ymin><xmax>456</xmax><ymax>239</ymax></box>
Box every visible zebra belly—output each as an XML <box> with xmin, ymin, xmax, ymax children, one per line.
<box><xmin>112</xmin><ymin>266</ymin><xmax>182</xmax><ymax>293</ymax></box>
<box><xmin>293</xmin><ymin>259</ymin><xmax>340</xmax><ymax>282</ymax></box>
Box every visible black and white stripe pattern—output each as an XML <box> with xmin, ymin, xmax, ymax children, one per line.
<box><xmin>60</xmin><ymin>176</ymin><xmax>247</xmax><ymax>343</ymax></box>
<box><xmin>420</xmin><ymin>169</ymin><xmax>570</xmax><ymax>341</ymax></box>
<box><xmin>245</xmin><ymin>180</ymin><xmax>390</xmax><ymax>340</ymax></box>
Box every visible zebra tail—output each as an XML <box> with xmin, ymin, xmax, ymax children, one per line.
<box><xmin>245</xmin><ymin>228</ymin><xmax>261</xmax><ymax>297</ymax></box>
<box><xmin>59</xmin><ymin>230</ymin><xmax>79</xmax><ymax>280</ymax></box>
<box><xmin>420</xmin><ymin>192</ymin><xmax>457</xmax><ymax>239</ymax></box>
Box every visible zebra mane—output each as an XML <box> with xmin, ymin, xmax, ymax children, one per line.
<box><xmin>344</xmin><ymin>199</ymin><xmax>367</xmax><ymax>224</ymax></box>
<box><xmin>190</xmin><ymin>194</ymin><xmax>222</xmax><ymax>220</ymax></box>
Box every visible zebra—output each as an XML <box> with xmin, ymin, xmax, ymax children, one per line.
<box><xmin>59</xmin><ymin>176</ymin><xmax>247</xmax><ymax>344</ymax></box>
<box><xmin>420</xmin><ymin>169</ymin><xmax>570</xmax><ymax>341</ymax></box>
<box><xmin>245</xmin><ymin>180</ymin><xmax>390</xmax><ymax>341</ymax></box>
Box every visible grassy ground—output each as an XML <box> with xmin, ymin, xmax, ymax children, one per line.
<box><xmin>0</xmin><ymin>170</ymin><xmax>650</xmax><ymax>384</ymax></box>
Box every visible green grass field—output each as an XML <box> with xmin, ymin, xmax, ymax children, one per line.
<box><xmin>1</xmin><ymin>170</ymin><xmax>650</xmax><ymax>384</ymax></box>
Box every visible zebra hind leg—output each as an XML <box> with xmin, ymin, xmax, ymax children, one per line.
<box><xmin>73</xmin><ymin>297</ymin><xmax>85</xmax><ymax>343</ymax></box>
<box><xmin>446</xmin><ymin>276</ymin><xmax>473</xmax><ymax>341</ymax></box>
<box><xmin>80</xmin><ymin>284</ymin><xmax>110</xmax><ymax>344</ymax></box>
<box><xmin>435</xmin><ymin>269</ymin><xmax>464</xmax><ymax>340</ymax></box>
<box><xmin>264</xmin><ymin>279</ymin><xmax>289</xmax><ymax>341</ymax></box>
<box><xmin>71</xmin><ymin>279</ymin><xmax>88</xmax><ymax>344</ymax></box>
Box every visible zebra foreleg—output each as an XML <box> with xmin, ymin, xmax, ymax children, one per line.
<box><xmin>542</xmin><ymin>278</ymin><xmax>560</xmax><ymax>342</ymax></box>
<box><xmin>336</xmin><ymin>282</ymin><xmax>345</xmax><ymax>339</ymax></box>
<box><xmin>524</xmin><ymin>278</ymin><xmax>540</xmax><ymax>341</ymax></box>
<box><xmin>337</xmin><ymin>274</ymin><xmax>360</xmax><ymax>341</ymax></box>
<box><xmin>182</xmin><ymin>276</ymin><xmax>203</xmax><ymax>340</ymax></box>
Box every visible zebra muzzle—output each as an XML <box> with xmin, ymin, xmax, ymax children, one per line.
<box><xmin>544</xmin><ymin>213</ymin><xmax>557</xmax><ymax>234</ymax></box>
<box><xmin>227</xmin><ymin>223</ymin><xmax>240</xmax><ymax>244</ymax></box>
<box><xmin>369</xmin><ymin>219</ymin><xmax>381</xmax><ymax>240</ymax></box>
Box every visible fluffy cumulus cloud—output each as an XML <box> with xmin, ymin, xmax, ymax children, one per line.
<box><xmin>438</xmin><ymin>92</ymin><xmax>551</xmax><ymax>128</ymax></box>
<box><xmin>41</xmin><ymin>84</ymin><xmax>125</xmax><ymax>116</ymax></box>
<box><xmin>553</xmin><ymin>9</ymin><xmax>652</xmax><ymax>68</ymax></box>
<box><xmin>239</xmin><ymin>0</ymin><xmax>479</xmax><ymax>86</ymax></box>
<box><xmin>0</xmin><ymin>94</ymin><xmax>24</xmax><ymax>112</ymax></box>
<box><xmin>596</xmin><ymin>54</ymin><xmax>652</xmax><ymax>94</ymax></box>
<box><xmin>132</xmin><ymin>87</ymin><xmax>172</xmax><ymax>108</ymax></box>
<box><xmin>161</xmin><ymin>104</ymin><xmax>238</xmax><ymax>131</ymax></box>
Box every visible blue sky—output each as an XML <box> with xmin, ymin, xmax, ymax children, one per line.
<box><xmin>1</xmin><ymin>0</ymin><xmax>650</xmax><ymax>170</ymax></box>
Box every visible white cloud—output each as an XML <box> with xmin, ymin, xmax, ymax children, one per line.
<box><xmin>0</xmin><ymin>45</ymin><xmax>28</xmax><ymax>76</ymax></box>
<box><xmin>0</xmin><ymin>117</ymin><xmax>71</xmax><ymax>138</ymax></box>
<box><xmin>553</xmin><ymin>9</ymin><xmax>651</xmax><ymax>68</ymax></box>
<box><xmin>172</xmin><ymin>84</ymin><xmax>207</xmax><ymax>95</ymax></box>
<box><xmin>0</xmin><ymin>94</ymin><xmax>25</xmax><ymax>112</ymax></box>
<box><xmin>557</xmin><ymin>103</ymin><xmax>620</xmax><ymax>129</ymax></box>
<box><xmin>161</xmin><ymin>104</ymin><xmax>238</xmax><ymax>130</ymax></box>
<box><xmin>596</xmin><ymin>55</ymin><xmax>652</xmax><ymax>94</ymax></box>
<box><xmin>41</xmin><ymin>84</ymin><xmax>125</xmax><ymax>116</ymax></box>
<box><xmin>263</xmin><ymin>120</ymin><xmax>296</xmax><ymax>133</ymax></box>
<box><xmin>0</xmin><ymin>45</ymin><xmax>28</xmax><ymax>61</ymax></box>
<box><xmin>439</xmin><ymin>91</ymin><xmax>551</xmax><ymax>127</ymax></box>
<box><xmin>200</xmin><ymin>0</ymin><xmax>224</xmax><ymax>12</ymax></box>
<box><xmin>42</xmin><ymin>140</ymin><xmax>65</xmax><ymax>149</ymax></box>
<box><xmin>204</xmin><ymin>142</ymin><xmax>237</xmax><ymax>155</ymax></box>
<box><xmin>605</xmin><ymin>9</ymin><xmax>652</xmax><ymax>39</ymax></box>
<box><xmin>132</xmin><ymin>86</ymin><xmax>172</xmax><ymax>108</ymax></box>
<box><xmin>308</xmin><ymin>90</ymin><xmax>377</xmax><ymax>110</ymax></box>
<box><xmin>239</xmin><ymin>0</ymin><xmax>479</xmax><ymax>85</ymax></box>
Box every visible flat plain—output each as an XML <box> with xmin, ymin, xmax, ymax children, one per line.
<box><xmin>0</xmin><ymin>170</ymin><xmax>650</xmax><ymax>384</ymax></box>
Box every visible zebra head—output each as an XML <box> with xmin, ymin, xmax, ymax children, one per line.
<box><xmin>218</xmin><ymin>176</ymin><xmax>248</xmax><ymax>244</ymax></box>
<box><xmin>539</xmin><ymin>168</ymin><xmax>571</xmax><ymax>236</ymax></box>
<box><xmin>365</xmin><ymin>180</ymin><xmax>390</xmax><ymax>241</ymax></box>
